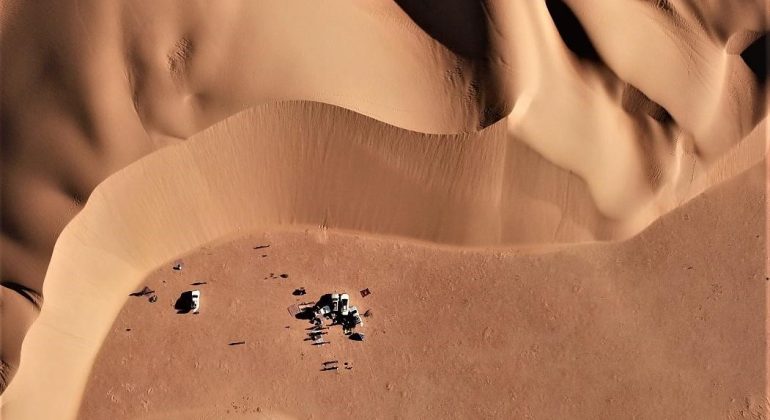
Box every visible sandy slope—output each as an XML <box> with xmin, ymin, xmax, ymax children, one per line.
<box><xmin>78</xmin><ymin>163</ymin><xmax>765</xmax><ymax>420</ymax></box>
<box><xmin>0</xmin><ymin>0</ymin><xmax>767</xmax><ymax>410</ymax></box>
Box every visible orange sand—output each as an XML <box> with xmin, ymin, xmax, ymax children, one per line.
<box><xmin>0</xmin><ymin>0</ymin><xmax>767</xmax><ymax>418</ymax></box>
<box><xmin>80</xmin><ymin>164</ymin><xmax>765</xmax><ymax>419</ymax></box>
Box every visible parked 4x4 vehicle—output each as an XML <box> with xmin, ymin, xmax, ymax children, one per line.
<box><xmin>190</xmin><ymin>290</ymin><xmax>201</xmax><ymax>314</ymax></box>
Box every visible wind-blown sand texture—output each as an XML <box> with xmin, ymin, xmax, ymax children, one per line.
<box><xmin>0</xmin><ymin>0</ymin><xmax>767</xmax><ymax>418</ymax></box>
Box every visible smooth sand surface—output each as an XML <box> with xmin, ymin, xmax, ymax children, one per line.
<box><xmin>0</xmin><ymin>0</ymin><xmax>767</xmax><ymax>417</ymax></box>
<box><xmin>79</xmin><ymin>163</ymin><xmax>765</xmax><ymax>420</ymax></box>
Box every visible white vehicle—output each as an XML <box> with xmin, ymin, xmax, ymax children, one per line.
<box><xmin>331</xmin><ymin>294</ymin><xmax>340</xmax><ymax>312</ymax></box>
<box><xmin>191</xmin><ymin>290</ymin><xmax>201</xmax><ymax>314</ymax></box>
<box><xmin>340</xmin><ymin>293</ymin><xmax>350</xmax><ymax>316</ymax></box>
<box><xmin>349</xmin><ymin>306</ymin><xmax>363</xmax><ymax>326</ymax></box>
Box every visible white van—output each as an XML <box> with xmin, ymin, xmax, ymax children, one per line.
<box><xmin>331</xmin><ymin>294</ymin><xmax>340</xmax><ymax>312</ymax></box>
<box><xmin>191</xmin><ymin>290</ymin><xmax>201</xmax><ymax>314</ymax></box>
<box><xmin>340</xmin><ymin>293</ymin><xmax>350</xmax><ymax>316</ymax></box>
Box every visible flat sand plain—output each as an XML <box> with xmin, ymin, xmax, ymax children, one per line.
<box><xmin>79</xmin><ymin>163</ymin><xmax>766</xmax><ymax>420</ymax></box>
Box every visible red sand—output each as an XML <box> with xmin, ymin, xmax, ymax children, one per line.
<box><xmin>79</xmin><ymin>164</ymin><xmax>766</xmax><ymax>419</ymax></box>
<box><xmin>1</xmin><ymin>1</ymin><xmax>766</xmax><ymax>418</ymax></box>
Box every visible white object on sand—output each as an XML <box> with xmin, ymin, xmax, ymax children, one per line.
<box><xmin>191</xmin><ymin>290</ymin><xmax>201</xmax><ymax>314</ymax></box>
<box><xmin>340</xmin><ymin>293</ymin><xmax>350</xmax><ymax>316</ymax></box>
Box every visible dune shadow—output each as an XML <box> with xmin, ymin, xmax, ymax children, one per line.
<box><xmin>394</xmin><ymin>0</ymin><xmax>488</xmax><ymax>59</ymax></box>
<box><xmin>741</xmin><ymin>33</ymin><xmax>767</xmax><ymax>84</ymax></box>
<box><xmin>545</xmin><ymin>0</ymin><xmax>602</xmax><ymax>64</ymax></box>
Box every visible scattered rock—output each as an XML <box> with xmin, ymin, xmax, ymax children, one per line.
<box><xmin>253</xmin><ymin>244</ymin><xmax>270</xmax><ymax>250</ymax></box>
<box><xmin>148</xmin><ymin>295</ymin><xmax>158</xmax><ymax>303</ymax></box>
<box><xmin>129</xmin><ymin>286</ymin><xmax>155</xmax><ymax>297</ymax></box>
<box><xmin>292</xmin><ymin>287</ymin><xmax>306</xmax><ymax>296</ymax></box>
<box><xmin>279</xmin><ymin>274</ymin><xmax>289</xmax><ymax>279</ymax></box>
<box><xmin>172</xmin><ymin>262</ymin><xmax>183</xmax><ymax>271</ymax></box>
<box><xmin>363</xmin><ymin>309</ymin><xmax>372</xmax><ymax>318</ymax></box>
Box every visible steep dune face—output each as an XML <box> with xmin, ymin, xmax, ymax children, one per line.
<box><xmin>0</xmin><ymin>0</ymin><xmax>766</xmax><ymax>399</ymax></box>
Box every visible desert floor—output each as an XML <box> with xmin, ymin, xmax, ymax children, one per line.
<box><xmin>79</xmin><ymin>163</ymin><xmax>766</xmax><ymax>420</ymax></box>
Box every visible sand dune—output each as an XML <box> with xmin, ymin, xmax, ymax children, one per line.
<box><xmin>0</xmin><ymin>0</ymin><xmax>767</xmax><ymax>417</ymax></box>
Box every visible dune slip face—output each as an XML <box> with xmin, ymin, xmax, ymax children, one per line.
<box><xmin>0</xmin><ymin>0</ymin><xmax>767</xmax><ymax>418</ymax></box>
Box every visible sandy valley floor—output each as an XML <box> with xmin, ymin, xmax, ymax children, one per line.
<box><xmin>79</xmin><ymin>164</ymin><xmax>766</xmax><ymax>420</ymax></box>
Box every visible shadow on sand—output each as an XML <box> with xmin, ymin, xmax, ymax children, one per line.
<box><xmin>175</xmin><ymin>291</ymin><xmax>194</xmax><ymax>314</ymax></box>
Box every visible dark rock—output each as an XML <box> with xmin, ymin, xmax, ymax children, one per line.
<box><xmin>130</xmin><ymin>286</ymin><xmax>155</xmax><ymax>297</ymax></box>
